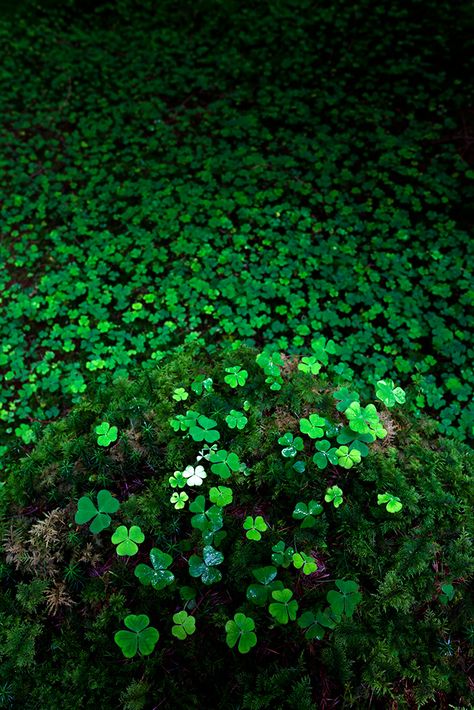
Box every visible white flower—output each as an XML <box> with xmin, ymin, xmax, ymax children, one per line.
<box><xmin>183</xmin><ymin>465</ymin><xmax>207</xmax><ymax>487</ymax></box>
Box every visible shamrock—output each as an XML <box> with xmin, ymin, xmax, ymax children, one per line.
<box><xmin>298</xmin><ymin>609</ymin><xmax>338</xmax><ymax>640</ymax></box>
<box><xmin>269</xmin><ymin>588</ymin><xmax>299</xmax><ymax>624</ymax></box>
<box><xmin>191</xmin><ymin>375</ymin><xmax>213</xmax><ymax>395</ymax></box>
<box><xmin>335</xmin><ymin>445</ymin><xmax>362</xmax><ymax>469</ymax></box>
<box><xmin>271</xmin><ymin>540</ymin><xmax>295</xmax><ymax>568</ymax></box>
<box><xmin>375</xmin><ymin>379</ymin><xmax>406</xmax><ymax>408</ymax></box>
<box><xmin>344</xmin><ymin>402</ymin><xmax>380</xmax><ymax>435</ymax></box>
<box><xmin>170</xmin><ymin>491</ymin><xmax>189</xmax><ymax>509</ymax></box>
<box><xmin>75</xmin><ymin>489</ymin><xmax>120</xmax><ymax>534</ymax></box>
<box><xmin>243</xmin><ymin>515</ymin><xmax>268</xmax><ymax>541</ymax></box>
<box><xmin>325</xmin><ymin>485</ymin><xmax>343</xmax><ymax>508</ymax></box>
<box><xmin>114</xmin><ymin>615</ymin><xmax>159</xmax><ymax>658</ymax></box>
<box><xmin>111</xmin><ymin>525</ymin><xmax>145</xmax><ymax>556</ymax></box>
<box><xmin>209</xmin><ymin>485</ymin><xmax>233</xmax><ymax>507</ymax></box>
<box><xmin>311</xmin><ymin>336</ymin><xmax>337</xmax><ymax>365</ymax></box>
<box><xmin>172</xmin><ymin>610</ymin><xmax>196</xmax><ymax>640</ymax></box>
<box><xmin>440</xmin><ymin>583</ymin><xmax>455</xmax><ymax>605</ymax></box>
<box><xmin>209</xmin><ymin>450</ymin><xmax>240</xmax><ymax>479</ymax></box>
<box><xmin>377</xmin><ymin>492</ymin><xmax>403</xmax><ymax>513</ymax></box>
<box><xmin>170</xmin><ymin>410</ymin><xmax>199</xmax><ymax>433</ymax></box>
<box><xmin>225</xmin><ymin>613</ymin><xmax>257</xmax><ymax>654</ymax></box>
<box><xmin>299</xmin><ymin>413</ymin><xmax>325</xmax><ymax>439</ymax></box>
<box><xmin>225</xmin><ymin>409</ymin><xmax>248</xmax><ymax>430</ymax></box>
<box><xmin>188</xmin><ymin>545</ymin><xmax>224</xmax><ymax>585</ymax></box>
<box><xmin>173</xmin><ymin>387</ymin><xmax>189</xmax><ymax>402</ymax></box>
<box><xmin>15</xmin><ymin>423</ymin><xmax>36</xmax><ymax>445</ymax></box>
<box><xmin>224</xmin><ymin>365</ymin><xmax>248</xmax><ymax>388</ymax></box>
<box><xmin>189</xmin><ymin>495</ymin><xmax>223</xmax><ymax>533</ymax></box>
<box><xmin>292</xmin><ymin>500</ymin><xmax>323</xmax><ymax>528</ymax></box>
<box><xmin>169</xmin><ymin>470</ymin><xmax>187</xmax><ymax>488</ymax></box>
<box><xmin>135</xmin><ymin>548</ymin><xmax>174</xmax><ymax>590</ymax></box>
<box><xmin>292</xmin><ymin>460</ymin><xmax>306</xmax><ymax>474</ymax></box>
<box><xmin>336</xmin><ymin>427</ymin><xmax>375</xmax><ymax>457</ymax></box>
<box><xmin>327</xmin><ymin>580</ymin><xmax>362</xmax><ymax>618</ymax></box>
<box><xmin>196</xmin><ymin>444</ymin><xmax>218</xmax><ymax>463</ymax></box>
<box><xmin>246</xmin><ymin>566</ymin><xmax>284</xmax><ymax>606</ymax></box>
<box><xmin>312</xmin><ymin>440</ymin><xmax>338</xmax><ymax>469</ymax></box>
<box><xmin>298</xmin><ymin>356</ymin><xmax>322</xmax><ymax>375</ymax></box>
<box><xmin>333</xmin><ymin>387</ymin><xmax>360</xmax><ymax>412</ymax></box>
<box><xmin>183</xmin><ymin>464</ymin><xmax>207</xmax><ymax>487</ymax></box>
<box><xmin>278</xmin><ymin>432</ymin><xmax>304</xmax><ymax>458</ymax></box>
<box><xmin>95</xmin><ymin>421</ymin><xmax>118</xmax><ymax>447</ymax></box>
<box><xmin>292</xmin><ymin>552</ymin><xmax>318</xmax><ymax>575</ymax></box>
<box><xmin>189</xmin><ymin>415</ymin><xmax>220</xmax><ymax>443</ymax></box>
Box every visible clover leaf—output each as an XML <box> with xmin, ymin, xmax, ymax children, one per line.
<box><xmin>335</xmin><ymin>445</ymin><xmax>362</xmax><ymax>469</ymax></box>
<box><xmin>95</xmin><ymin>421</ymin><xmax>118</xmax><ymax>447</ymax></box>
<box><xmin>182</xmin><ymin>464</ymin><xmax>207</xmax><ymax>487</ymax></box>
<box><xmin>189</xmin><ymin>495</ymin><xmax>223</xmax><ymax>533</ymax></box>
<box><xmin>170</xmin><ymin>491</ymin><xmax>189</xmax><ymax>509</ymax></box>
<box><xmin>377</xmin><ymin>492</ymin><xmax>403</xmax><ymax>513</ymax></box>
<box><xmin>224</xmin><ymin>366</ymin><xmax>248</xmax><ymax>388</ymax></box>
<box><xmin>336</xmin><ymin>427</ymin><xmax>375</xmax><ymax>457</ymax></box>
<box><xmin>292</xmin><ymin>500</ymin><xmax>323</xmax><ymax>528</ymax></box>
<box><xmin>440</xmin><ymin>583</ymin><xmax>455</xmax><ymax>605</ymax></box>
<box><xmin>292</xmin><ymin>552</ymin><xmax>318</xmax><ymax>575</ymax></box>
<box><xmin>225</xmin><ymin>613</ymin><xmax>257</xmax><ymax>654</ymax></box>
<box><xmin>325</xmin><ymin>486</ymin><xmax>343</xmax><ymax>508</ymax></box>
<box><xmin>298</xmin><ymin>609</ymin><xmax>338</xmax><ymax>640</ymax></box>
<box><xmin>225</xmin><ymin>409</ymin><xmax>248</xmax><ymax>430</ymax></box>
<box><xmin>209</xmin><ymin>485</ymin><xmax>233</xmax><ymax>507</ymax></box>
<box><xmin>327</xmin><ymin>580</ymin><xmax>362</xmax><ymax>618</ymax></box>
<box><xmin>269</xmin><ymin>588</ymin><xmax>299</xmax><ymax>624</ymax></box>
<box><xmin>170</xmin><ymin>410</ymin><xmax>199</xmax><ymax>433</ymax></box>
<box><xmin>243</xmin><ymin>515</ymin><xmax>268</xmax><ymax>541</ymax></box>
<box><xmin>344</xmin><ymin>402</ymin><xmax>380</xmax><ymax>435</ymax></box>
<box><xmin>114</xmin><ymin>615</ymin><xmax>159</xmax><ymax>658</ymax></box>
<box><xmin>173</xmin><ymin>387</ymin><xmax>189</xmax><ymax>402</ymax></box>
<box><xmin>271</xmin><ymin>540</ymin><xmax>295</xmax><ymax>568</ymax></box>
<box><xmin>333</xmin><ymin>388</ymin><xmax>360</xmax><ymax>413</ymax></box>
<box><xmin>298</xmin><ymin>356</ymin><xmax>322</xmax><ymax>375</ymax></box>
<box><xmin>311</xmin><ymin>336</ymin><xmax>337</xmax><ymax>365</ymax></box>
<box><xmin>188</xmin><ymin>545</ymin><xmax>224</xmax><ymax>585</ymax></box>
<box><xmin>189</xmin><ymin>415</ymin><xmax>220</xmax><ymax>443</ymax></box>
<box><xmin>209</xmin><ymin>450</ymin><xmax>240</xmax><ymax>479</ymax></box>
<box><xmin>111</xmin><ymin>525</ymin><xmax>145</xmax><ymax>556</ymax></box>
<box><xmin>75</xmin><ymin>489</ymin><xmax>120</xmax><ymax>534</ymax></box>
<box><xmin>376</xmin><ymin>379</ymin><xmax>406</xmax><ymax>408</ymax></box>
<box><xmin>172</xmin><ymin>610</ymin><xmax>196</xmax><ymax>640</ymax></box>
<box><xmin>246</xmin><ymin>566</ymin><xmax>284</xmax><ymax>606</ymax></box>
<box><xmin>299</xmin><ymin>413</ymin><xmax>325</xmax><ymax>439</ymax></box>
<box><xmin>169</xmin><ymin>470</ymin><xmax>187</xmax><ymax>488</ymax></box>
<box><xmin>312</xmin><ymin>439</ymin><xmax>338</xmax><ymax>469</ymax></box>
<box><xmin>191</xmin><ymin>375</ymin><xmax>213</xmax><ymax>395</ymax></box>
<box><xmin>278</xmin><ymin>432</ymin><xmax>304</xmax><ymax>458</ymax></box>
<box><xmin>135</xmin><ymin>548</ymin><xmax>174</xmax><ymax>590</ymax></box>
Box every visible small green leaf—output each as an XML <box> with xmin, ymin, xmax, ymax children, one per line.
<box><xmin>114</xmin><ymin>615</ymin><xmax>159</xmax><ymax>658</ymax></box>
<box><xmin>172</xmin><ymin>610</ymin><xmax>196</xmax><ymax>640</ymax></box>
<box><xmin>225</xmin><ymin>613</ymin><xmax>257</xmax><ymax>653</ymax></box>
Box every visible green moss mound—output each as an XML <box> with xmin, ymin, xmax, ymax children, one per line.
<box><xmin>0</xmin><ymin>347</ymin><xmax>472</xmax><ymax>709</ymax></box>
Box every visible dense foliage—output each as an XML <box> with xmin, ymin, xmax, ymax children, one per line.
<box><xmin>0</xmin><ymin>0</ymin><xmax>473</xmax><ymax>459</ymax></box>
<box><xmin>1</xmin><ymin>346</ymin><xmax>472</xmax><ymax>709</ymax></box>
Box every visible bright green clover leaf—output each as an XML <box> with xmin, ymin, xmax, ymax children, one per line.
<box><xmin>170</xmin><ymin>410</ymin><xmax>199</xmax><ymax>433</ymax></box>
<box><xmin>111</xmin><ymin>525</ymin><xmax>145</xmax><ymax>556</ymax></box>
<box><xmin>209</xmin><ymin>450</ymin><xmax>240</xmax><ymax>479</ymax></box>
<box><xmin>209</xmin><ymin>485</ymin><xmax>233</xmax><ymax>507</ymax></box>
<box><xmin>298</xmin><ymin>356</ymin><xmax>322</xmax><ymax>375</ymax></box>
<box><xmin>189</xmin><ymin>415</ymin><xmax>220</xmax><ymax>443</ymax></box>
<box><xmin>376</xmin><ymin>379</ymin><xmax>406</xmax><ymax>407</ymax></box>
<box><xmin>292</xmin><ymin>500</ymin><xmax>323</xmax><ymax>528</ymax></box>
<box><xmin>344</xmin><ymin>402</ymin><xmax>380</xmax><ymax>435</ymax></box>
<box><xmin>243</xmin><ymin>515</ymin><xmax>268</xmax><ymax>541</ymax></box>
<box><xmin>191</xmin><ymin>375</ymin><xmax>213</xmax><ymax>395</ymax></box>
<box><xmin>182</xmin><ymin>465</ymin><xmax>207</xmax><ymax>486</ymax></box>
<box><xmin>311</xmin><ymin>336</ymin><xmax>337</xmax><ymax>365</ymax></box>
<box><xmin>15</xmin><ymin>423</ymin><xmax>36</xmax><ymax>444</ymax></box>
<box><xmin>299</xmin><ymin>413</ymin><xmax>325</xmax><ymax>439</ymax></box>
<box><xmin>370</xmin><ymin>419</ymin><xmax>388</xmax><ymax>439</ymax></box>
<box><xmin>271</xmin><ymin>540</ymin><xmax>295</xmax><ymax>568</ymax></box>
<box><xmin>377</xmin><ymin>492</ymin><xmax>403</xmax><ymax>513</ymax></box>
<box><xmin>440</xmin><ymin>583</ymin><xmax>455</xmax><ymax>605</ymax></box>
<box><xmin>225</xmin><ymin>409</ymin><xmax>248</xmax><ymax>430</ymax></box>
<box><xmin>269</xmin><ymin>588</ymin><xmax>299</xmax><ymax>624</ymax></box>
<box><xmin>246</xmin><ymin>566</ymin><xmax>284</xmax><ymax>606</ymax></box>
<box><xmin>170</xmin><ymin>491</ymin><xmax>189</xmax><ymax>509</ymax></box>
<box><xmin>189</xmin><ymin>495</ymin><xmax>223</xmax><ymax>533</ymax></box>
<box><xmin>75</xmin><ymin>489</ymin><xmax>120</xmax><ymax>534</ymax></box>
<box><xmin>298</xmin><ymin>609</ymin><xmax>338</xmax><ymax>640</ymax></box>
<box><xmin>325</xmin><ymin>485</ymin><xmax>343</xmax><ymax>508</ymax></box>
<box><xmin>114</xmin><ymin>615</ymin><xmax>159</xmax><ymax>658</ymax></box>
<box><xmin>225</xmin><ymin>613</ymin><xmax>257</xmax><ymax>654</ymax></box>
<box><xmin>333</xmin><ymin>388</ymin><xmax>360</xmax><ymax>413</ymax></box>
<box><xmin>224</xmin><ymin>366</ymin><xmax>248</xmax><ymax>388</ymax></box>
<box><xmin>292</xmin><ymin>552</ymin><xmax>318</xmax><ymax>575</ymax></box>
<box><xmin>313</xmin><ymin>439</ymin><xmax>338</xmax><ymax>469</ymax></box>
<box><xmin>172</xmin><ymin>610</ymin><xmax>196</xmax><ymax>640</ymax></box>
<box><xmin>243</xmin><ymin>400</ymin><xmax>251</xmax><ymax>412</ymax></box>
<box><xmin>327</xmin><ymin>580</ymin><xmax>362</xmax><ymax>618</ymax></box>
<box><xmin>173</xmin><ymin>387</ymin><xmax>189</xmax><ymax>402</ymax></box>
<box><xmin>278</xmin><ymin>432</ymin><xmax>304</xmax><ymax>458</ymax></box>
<box><xmin>188</xmin><ymin>545</ymin><xmax>224</xmax><ymax>585</ymax></box>
<box><xmin>95</xmin><ymin>421</ymin><xmax>118</xmax><ymax>447</ymax></box>
<box><xmin>336</xmin><ymin>445</ymin><xmax>362</xmax><ymax>469</ymax></box>
<box><xmin>336</xmin><ymin>427</ymin><xmax>375</xmax><ymax>457</ymax></box>
<box><xmin>135</xmin><ymin>548</ymin><xmax>174</xmax><ymax>590</ymax></box>
<box><xmin>169</xmin><ymin>470</ymin><xmax>187</xmax><ymax>488</ymax></box>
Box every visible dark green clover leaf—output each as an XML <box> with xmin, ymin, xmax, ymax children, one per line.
<box><xmin>292</xmin><ymin>500</ymin><xmax>323</xmax><ymax>528</ymax></box>
<box><xmin>225</xmin><ymin>613</ymin><xmax>257</xmax><ymax>654</ymax></box>
<box><xmin>188</xmin><ymin>545</ymin><xmax>224</xmax><ymax>585</ymax></box>
<box><xmin>224</xmin><ymin>366</ymin><xmax>248</xmax><ymax>388</ymax></box>
<box><xmin>95</xmin><ymin>421</ymin><xmax>118</xmax><ymax>446</ymax></box>
<box><xmin>210</xmin><ymin>449</ymin><xmax>240</xmax><ymax>479</ymax></box>
<box><xmin>114</xmin><ymin>614</ymin><xmax>159</xmax><ymax>658</ymax></box>
<box><xmin>191</xmin><ymin>375</ymin><xmax>213</xmax><ymax>395</ymax></box>
<box><xmin>278</xmin><ymin>432</ymin><xmax>304</xmax><ymax>458</ymax></box>
<box><xmin>440</xmin><ymin>583</ymin><xmax>455</xmax><ymax>605</ymax></box>
<box><xmin>189</xmin><ymin>415</ymin><xmax>220</xmax><ymax>443</ymax></box>
<box><xmin>311</xmin><ymin>336</ymin><xmax>337</xmax><ymax>365</ymax></box>
<box><xmin>189</xmin><ymin>495</ymin><xmax>223</xmax><ymax>533</ymax></box>
<box><xmin>225</xmin><ymin>409</ymin><xmax>248</xmax><ymax>430</ymax></box>
<box><xmin>298</xmin><ymin>609</ymin><xmax>338</xmax><ymax>640</ymax></box>
<box><xmin>246</xmin><ymin>566</ymin><xmax>284</xmax><ymax>606</ymax></box>
<box><xmin>375</xmin><ymin>379</ymin><xmax>406</xmax><ymax>407</ymax></box>
<box><xmin>111</xmin><ymin>525</ymin><xmax>145</xmax><ymax>556</ymax></box>
<box><xmin>271</xmin><ymin>540</ymin><xmax>295</xmax><ymax>568</ymax></box>
<box><xmin>333</xmin><ymin>388</ymin><xmax>360</xmax><ymax>412</ymax></box>
<box><xmin>134</xmin><ymin>548</ymin><xmax>174</xmax><ymax>590</ymax></box>
<box><xmin>75</xmin><ymin>489</ymin><xmax>120</xmax><ymax>534</ymax></box>
<box><xmin>313</xmin><ymin>439</ymin><xmax>338</xmax><ymax>469</ymax></box>
<box><xmin>327</xmin><ymin>580</ymin><xmax>362</xmax><ymax>618</ymax></box>
<box><xmin>269</xmin><ymin>588</ymin><xmax>299</xmax><ymax>624</ymax></box>
<box><xmin>336</xmin><ymin>427</ymin><xmax>375</xmax><ymax>457</ymax></box>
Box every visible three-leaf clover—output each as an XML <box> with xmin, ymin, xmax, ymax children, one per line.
<box><xmin>325</xmin><ymin>486</ymin><xmax>343</xmax><ymax>508</ymax></box>
<box><xmin>440</xmin><ymin>583</ymin><xmax>455</xmax><ymax>605</ymax></box>
<box><xmin>170</xmin><ymin>491</ymin><xmax>189</xmax><ymax>509</ymax></box>
<box><xmin>311</xmin><ymin>336</ymin><xmax>337</xmax><ymax>365</ymax></box>
<box><xmin>271</xmin><ymin>540</ymin><xmax>295</xmax><ymax>568</ymax></box>
<box><xmin>327</xmin><ymin>580</ymin><xmax>362</xmax><ymax>618</ymax></box>
<box><xmin>243</xmin><ymin>515</ymin><xmax>268</xmax><ymax>541</ymax></box>
<box><xmin>188</xmin><ymin>545</ymin><xmax>224</xmax><ymax>585</ymax></box>
<box><xmin>135</xmin><ymin>548</ymin><xmax>174</xmax><ymax>590</ymax></box>
<box><xmin>278</xmin><ymin>432</ymin><xmax>304</xmax><ymax>458</ymax></box>
<box><xmin>269</xmin><ymin>588</ymin><xmax>299</xmax><ymax>624</ymax></box>
<box><xmin>298</xmin><ymin>609</ymin><xmax>338</xmax><ymax>640</ymax></box>
<box><xmin>189</xmin><ymin>495</ymin><xmax>223</xmax><ymax>533</ymax></box>
<box><xmin>376</xmin><ymin>379</ymin><xmax>406</xmax><ymax>407</ymax></box>
<box><xmin>209</xmin><ymin>450</ymin><xmax>240</xmax><ymax>479</ymax></box>
<box><xmin>377</xmin><ymin>492</ymin><xmax>403</xmax><ymax>513</ymax></box>
<box><xmin>344</xmin><ymin>402</ymin><xmax>380</xmax><ymax>435</ymax></box>
<box><xmin>75</xmin><ymin>489</ymin><xmax>120</xmax><ymax>534</ymax></box>
<box><xmin>313</xmin><ymin>440</ymin><xmax>338</xmax><ymax>469</ymax></box>
<box><xmin>292</xmin><ymin>552</ymin><xmax>318</xmax><ymax>575</ymax></box>
<box><xmin>298</xmin><ymin>356</ymin><xmax>322</xmax><ymax>375</ymax></box>
<box><xmin>299</xmin><ymin>414</ymin><xmax>325</xmax><ymax>439</ymax></box>
<box><xmin>172</xmin><ymin>610</ymin><xmax>196</xmax><ymax>640</ymax></box>
<box><xmin>173</xmin><ymin>387</ymin><xmax>189</xmax><ymax>402</ymax></box>
<box><xmin>336</xmin><ymin>427</ymin><xmax>375</xmax><ymax>457</ymax></box>
<box><xmin>246</xmin><ymin>566</ymin><xmax>284</xmax><ymax>606</ymax></box>
<box><xmin>209</xmin><ymin>485</ymin><xmax>233</xmax><ymax>507</ymax></box>
<box><xmin>111</xmin><ymin>525</ymin><xmax>145</xmax><ymax>556</ymax></box>
<box><xmin>95</xmin><ymin>421</ymin><xmax>118</xmax><ymax>447</ymax></box>
<box><xmin>189</xmin><ymin>415</ymin><xmax>220</xmax><ymax>443</ymax></box>
<box><xmin>225</xmin><ymin>409</ymin><xmax>248</xmax><ymax>430</ymax></box>
<box><xmin>183</xmin><ymin>465</ymin><xmax>207</xmax><ymax>487</ymax></box>
<box><xmin>333</xmin><ymin>388</ymin><xmax>360</xmax><ymax>412</ymax></box>
<box><xmin>170</xmin><ymin>410</ymin><xmax>199</xmax><ymax>433</ymax></box>
<box><xmin>336</xmin><ymin>445</ymin><xmax>362</xmax><ymax>469</ymax></box>
<box><xmin>169</xmin><ymin>470</ymin><xmax>187</xmax><ymax>488</ymax></box>
<box><xmin>292</xmin><ymin>500</ymin><xmax>323</xmax><ymax>528</ymax></box>
<box><xmin>191</xmin><ymin>375</ymin><xmax>213</xmax><ymax>395</ymax></box>
<box><xmin>225</xmin><ymin>613</ymin><xmax>257</xmax><ymax>654</ymax></box>
<box><xmin>114</xmin><ymin>615</ymin><xmax>159</xmax><ymax>658</ymax></box>
<box><xmin>224</xmin><ymin>366</ymin><xmax>248</xmax><ymax>388</ymax></box>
